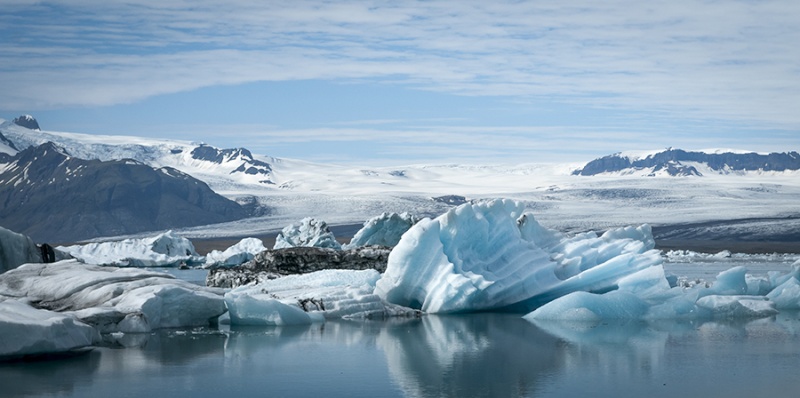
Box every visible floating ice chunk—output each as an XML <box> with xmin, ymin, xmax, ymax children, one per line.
<box><xmin>204</xmin><ymin>237</ymin><xmax>266</xmax><ymax>268</ymax></box>
<box><xmin>0</xmin><ymin>300</ymin><xmax>98</xmax><ymax>358</ymax></box>
<box><xmin>766</xmin><ymin>278</ymin><xmax>800</xmax><ymax>309</ymax></box>
<box><xmin>526</xmin><ymin>265</ymin><xmax>779</xmax><ymax>321</ymax></box>
<box><xmin>225</xmin><ymin>269</ymin><xmax>417</xmax><ymax>326</ymax></box>
<box><xmin>57</xmin><ymin>231</ymin><xmax>202</xmax><ymax>267</ymax></box>
<box><xmin>344</xmin><ymin>212</ymin><xmax>418</xmax><ymax>249</ymax></box>
<box><xmin>0</xmin><ymin>226</ymin><xmax>41</xmax><ymax>273</ymax></box>
<box><xmin>376</xmin><ymin>199</ymin><xmax>662</xmax><ymax>313</ymax></box>
<box><xmin>0</xmin><ymin>261</ymin><xmax>226</xmax><ymax>333</ymax></box>
<box><xmin>273</xmin><ymin>218</ymin><xmax>341</xmax><ymax>250</ymax></box>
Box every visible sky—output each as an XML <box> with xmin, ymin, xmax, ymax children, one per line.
<box><xmin>1</xmin><ymin>0</ymin><xmax>799</xmax><ymax>165</ymax></box>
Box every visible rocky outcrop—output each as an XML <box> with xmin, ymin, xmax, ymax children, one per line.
<box><xmin>206</xmin><ymin>246</ymin><xmax>391</xmax><ymax>288</ymax></box>
<box><xmin>12</xmin><ymin>115</ymin><xmax>40</xmax><ymax>130</ymax></box>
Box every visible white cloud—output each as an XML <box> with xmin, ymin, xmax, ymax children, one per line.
<box><xmin>1</xmin><ymin>0</ymin><xmax>799</xmax><ymax>131</ymax></box>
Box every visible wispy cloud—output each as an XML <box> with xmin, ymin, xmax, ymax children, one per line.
<box><xmin>1</xmin><ymin>0</ymin><xmax>799</xmax><ymax>132</ymax></box>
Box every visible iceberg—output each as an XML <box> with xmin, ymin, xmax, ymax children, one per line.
<box><xmin>273</xmin><ymin>218</ymin><xmax>342</xmax><ymax>250</ymax></box>
<box><xmin>0</xmin><ymin>299</ymin><xmax>98</xmax><ymax>359</ymax></box>
<box><xmin>0</xmin><ymin>260</ymin><xmax>226</xmax><ymax>333</ymax></box>
<box><xmin>225</xmin><ymin>269</ymin><xmax>418</xmax><ymax>326</ymax></box>
<box><xmin>344</xmin><ymin>212</ymin><xmax>418</xmax><ymax>249</ymax></box>
<box><xmin>204</xmin><ymin>237</ymin><xmax>266</xmax><ymax>268</ymax></box>
<box><xmin>375</xmin><ymin>199</ymin><xmax>662</xmax><ymax>313</ymax></box>
<box><xmin>525</xmin><ymin>265</ymin><xmax>788</xmax><ymax>321</ymax></box>
<box><xmin>57</xmin><ymin>231</ymin><xmax>203</xmax><ymax>267</ymax></box>
<box><xmin>0</xmin><ymin>226</ymin><xmax>41</xmax><ymax>274</ymax></box>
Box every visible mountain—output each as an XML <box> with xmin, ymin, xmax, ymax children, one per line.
<box><xmin>12</xmin><ymin>115</ymin><xmax>40</xmax><ymax>130</ymax></box>
<box><xmin>0</xmin><ymin>118</ymin><xmax>276</xmax><ymax>186</ymax></box>
<box><xmin>0</xmin><ymin>142</ymin><xmax>250</xmax><ymax>243</ymax></box>
<box><xmin>573</xmin><ymin>148</ymin><xmax>800</xmax><ymax>176</ymax></box>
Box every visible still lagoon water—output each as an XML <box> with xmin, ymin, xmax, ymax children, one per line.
<box><xmin>3</xmin><ymin>261</ymin><xmax>800</xmax><ymax>398</ymax></box>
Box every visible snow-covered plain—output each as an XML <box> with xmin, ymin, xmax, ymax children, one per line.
<box><xmin>3</xmin><ymin>118</ymin><xmax>798</xmax><ymax>242</ymax></box>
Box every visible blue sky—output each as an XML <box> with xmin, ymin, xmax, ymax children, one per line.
<box><xmin>1</xmin><ymin>0</ymin><xmax>798</xmax><ymax>165</ymax></box>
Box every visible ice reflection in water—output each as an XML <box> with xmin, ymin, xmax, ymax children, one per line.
<box><xmin>3</xmin><ymin>313</ymin><xmax>800</xmax><ymax>397</ymax></box>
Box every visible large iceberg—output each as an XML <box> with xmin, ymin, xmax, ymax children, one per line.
<box><xmin>225</xmin><ymin>269</ymin><xmax>418</xmax><ymax>326</ymax></box>
<box><xmin>1</xmin><ymin>226</ymin><xmax>41</xmax><ymax>273</ymax></box>
<box><xmin>0</xmin><ymin>299</ymin><xmax>98</xmax><ymax>359</ymax></box>
<box><xmin>274</xmin><ymin>218</ymin><xmax>342</xmax><ymax>250</ymax></box>
<box><xmin>0</xmin><ymin>260</ymin><xmax>226</xmax><ymax>333</ymax></box>
<box><xmin>204</xmin><ymin>237</ymin><xmax>266</xmax><ymax>268</ymax></box>
<box><xmin>344</xmin><ymin>212</ymin><xmax>418</xmax><ymax>249</ymax></box>
<box><xmin>57</xmin><ymin>231</ymin><xmax>202</xmax><ymax>267</ymax></box>
<box><xmin>375</xmin><ymin>199</ymin><xmax>662</xmax><ymax>313</ymax></box>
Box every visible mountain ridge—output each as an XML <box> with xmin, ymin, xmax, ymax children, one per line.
<box><xmin>573</xmin><ymin>148</ymin><xmax>800</xmax><ymax>176</ymax></box>
<box><xmin>0</xmin><ymin>142</ymin><xmax>250</xmax><ymax>243</ymax></box>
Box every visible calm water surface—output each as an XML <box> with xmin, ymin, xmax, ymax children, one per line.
<box><xmin>4</xmin><ymin>261</ymin><xmax>800</xmax><ymax>397</ymax></box>
<box><xmin>3</xmin><ymin>313</ymin><xmax>800</xmax><ymax>398</ymax></box>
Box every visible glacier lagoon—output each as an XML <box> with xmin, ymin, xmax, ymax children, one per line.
<box><xmin>3</xmin><ymin>309</ymin><xmax>800</xmax><ymax>398</ymax></box>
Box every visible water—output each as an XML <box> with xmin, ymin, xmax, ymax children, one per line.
<box><xmin>4</xmin><ymin>313</ymin><xmax>800</xmax><ymax>398</ymax></box>
<box><xmin>4</xmin><ymin>259</ymin><xmax>800</xmax><ymax>397</ymax></box>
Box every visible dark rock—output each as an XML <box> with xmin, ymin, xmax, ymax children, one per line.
<box><xmin>206</xmin><ymin>246</ymin><xmax>391</xmax><ymax>288</ymax></box>
<box><xmin>432</xmin><ymin>195</ymin><xmax>468</xmax><ymax>206</ymax></box>
<box><xmin>12</xmin><ymin>115</ymin><xmax>40</xmax><ymax>130</ymax></box>
<box><xmin>191</xmin><ymin>144</ymin><xmax>272</xmax><ymax>180</ymax></box>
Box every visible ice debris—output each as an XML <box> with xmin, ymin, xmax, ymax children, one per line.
<box><xmin>375</xmin><ymin>199</ymin><xmax>662</xmax><ymax>313</ymax></box>
<box><xmin>273</xmin><ymin>218</ymin><xmax>341</xmax><ymax>250</ymax></box>
<box><xmin>225</xmin><ymin>269</ymin><xmax>418</xmax><ymax>326</ymax></box>
<box><xmin>57</xmin><ymin>231</ymin><xmax>202</xmax><ymax>267</ymax></box>
<box><xmin>0</xmin><ymin>260</ymin><xmax>226</xmax><ymax>333</ymax></box>
<box><xmin>204</xmin><ymin>237</ymin><xmax>266</xmax><ymax>268</ymax></box>
<box><xmin>344</xmin><ymin>212</ymin><xmax>418</xmax><ymax>249</ymax></box>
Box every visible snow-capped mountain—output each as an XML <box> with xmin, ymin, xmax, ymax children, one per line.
<box><xmin>12</xmin><ymin>114</ymin><xmax>40</xmax><ymax>130</ymax></box>
<box><xmin>573</xmin><ymin>148</ymin><xmax>800</xmax><ymax>176</ymax></box>
<box><xmin>2</xmin><ymin>116</ymin><xmax>799</xmax><ymax>249</ymax></box>
<box><xmin>0</xmin><ymin>142</ymin><xmax>249</xmax><ymax>243</ymax></box>
<box><xmin>0</xmin><ymin>116</ymin><xmax>277</xmax><ymax>189</ymax></box>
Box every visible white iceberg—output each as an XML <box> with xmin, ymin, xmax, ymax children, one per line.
<box><xmin>204</xmin><ymin>237</ymin><xmax>266</xmax><ymax>268</ymax></box>
<box><xmin>57</xmin><ymin>231</ymin><xmax>202</xmax><ymax>267</ymax></box>
<box><xmin>344</xmin><ymin>212</ymin><xmax>418</xmax><ymax>249</ymax></box>
<box><xmin>0</xmin><ymin>299</ymin><xmax>98</xmax><ymax>359</ymax></box>
<box><xmin>1</xmin><ymin>226</ymin><xmax>41</xmax><ymax>274</ymax></box>
<box><xmin>273</xmin><ymin>218</ymin><xmax>342</xmax><ymax>250</ymax></box>
<box><xmin>225</xmin><ymin>269</ymin><xmax>417</xmax><ymax>326</ymax></box>
<box><xmin>375</xmin><ymin>199</ymin><xmax>662</xmax><ymax>313</ymax></box>
<box><xmin>0</xmin><ymin>260</ymin><xmax>226</xmax><ymax>333</ymax></box>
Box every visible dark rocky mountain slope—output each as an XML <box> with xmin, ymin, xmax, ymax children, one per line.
<box><xmin>574</xmin><ymin>148</ymin><xmax>800</xmax><ymax>176</ymax></box>
<box><xmin>0</xmin><ymin>142</ymin><xmax>249</xmax><ymax>243</ymax></box>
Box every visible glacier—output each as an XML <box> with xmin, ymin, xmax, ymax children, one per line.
<box><xmin>57</xmin><ymin>231</ymin><xmax>203</xmax><ymax>267</ymax></box>
<box><xmin>375</xmin><ymin>199</ymin><xmax>662</xmax><ymax>313</ymax></box>
<box><xmin>224</xmin><ymin>269</ymin><xmax>418</xmax><ymax>326</ymax></box>
<box><xmin>0</xmin><ymin>260</ymin><xmax>226</xmax><ymax>333</ymax></box>
<box><xmin>273</xmin><ymin>218</ymin><xmax>342</xmax><ymax>250</ymax></box>
<box><xmin>344</xmin><ymin>212</ymin><xmax>418</xmax><ymax>249</ymax></box>
<box><xmin>204</xmin><ymin>237</ymin><xmax>266</xmax><ymax>268</ymax></box>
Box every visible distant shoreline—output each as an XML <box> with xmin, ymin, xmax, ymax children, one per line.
<box><xmin>190</xmin><ymin>224</ymin><xmax>799</xmax><ymax>256</ymax></box>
